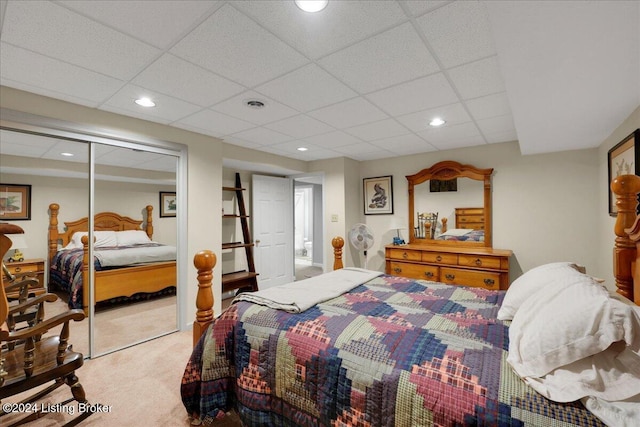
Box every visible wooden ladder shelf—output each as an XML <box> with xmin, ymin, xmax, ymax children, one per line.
<box><xmin>221</xmin><ymin>173</ymin><xmax>259</xmax><ymax>294</ymax></box>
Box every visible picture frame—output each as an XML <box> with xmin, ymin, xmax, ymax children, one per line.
<box><xmin>159</xmin><ymin>191</ymin><xmax>177</xmax><ymax>217</ymax></box>
<box><xmin>363</xmin><ymin>175</ymin><xmax>393</xmax><ymax>215</ymax></box>
<box><xmin>0</xmin><ymin>184</ymin><xmax>31</xmax><ymax>220</ymax></box>
<box><xmin>430</xmin><ymin>178</ymin><xmax>457</xmax><ymax>192</ymax></box>
<box><xmin>608</xmin><ymin>128</ymin><xmax>639</xmax><ymax>216</ymax></box>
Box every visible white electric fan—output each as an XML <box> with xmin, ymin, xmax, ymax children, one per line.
<box><xmin>348</xmin><ymin>223</ymin><xmax>375</xmax><ymax>269</ymax></box>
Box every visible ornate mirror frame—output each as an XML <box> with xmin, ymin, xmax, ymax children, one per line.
<box><xmin>407</xmin><ymin>160</ymin><xmax>493</xmax><ymax>248</ymax></box>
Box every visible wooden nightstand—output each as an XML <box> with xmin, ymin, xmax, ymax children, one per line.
<box><xmin>4</xmin><ymin>258</ymin><xmax>47</xmax><ymax>297</ymax></box>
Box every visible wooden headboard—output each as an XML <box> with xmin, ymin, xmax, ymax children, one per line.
<box><xmin>47</xmin><ymin>203</ymin><xmax>154</xmax><ymax>264</ymax></box>
<box><xmin>611</xmin><ymin>174</ymin><xmax>640</xmax><ymax>304</ymax></box>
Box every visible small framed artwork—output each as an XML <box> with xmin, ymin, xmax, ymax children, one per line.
<box><xmin>0</xmin><ymin>184</ymin><xmax>31</xmax><ymax>220</ymax></box>
<box><xmin>159</xmin><ymin>191</ymin><xmax>177</xmax><ymax>217</ymax></box>
<box><xmin>430</xmin><ymin>178</ymin><xmax>457</xmax><ymax>192</ymax></box>
<box><xmin>363</xmin><ymin>175</ymin><xmax>393</xmax><ymax>215</ymax></box>
<box><xmin>608</xmin><ymin>128</ymin><xmax>639</xmax><ymax>216</ymax></box>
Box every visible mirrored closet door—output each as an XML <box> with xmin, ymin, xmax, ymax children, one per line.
<box><xmin>0</xmin><ymin>122</ymin><xmax>183</xmax><ymax>358</ymax></box>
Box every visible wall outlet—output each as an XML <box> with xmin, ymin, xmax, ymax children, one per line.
<box><xmin>331</xmin><ymin>214</ymin><xmax>338</xmax><ymax>222</ymax></box>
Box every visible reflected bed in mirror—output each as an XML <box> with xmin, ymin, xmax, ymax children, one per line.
<box><xmin>407</xmin><ymin>161</ymin><xmax>493</xmax><ymax>248</ymax></box>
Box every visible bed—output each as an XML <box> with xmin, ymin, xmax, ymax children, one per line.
<box><xmin>47</xmin><ymin>203</ymin><xmax>176</xmax><ymax>314</ymax></box>
<box><xmin>182</xmin><ymin>175</ymin><xmax>640</xmax><ymax>426</ymax></box>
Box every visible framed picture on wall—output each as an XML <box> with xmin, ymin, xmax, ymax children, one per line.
<box><xmin>608</xmin><ymin>128</ymin><xmax>639</xmax><ymax>216</ymax></box>
<box><xmin>0</xmin><ymin>184</ymin><xmax>31</xmax><ymax>220</ymax></box>
<box><xmin>160</xmin><ymin>191</ymin><xmax>177</xmax><ymax>217</ymax></box>
<box><xmin>363</xmin><ymin>175</ymin><xmax>393</xmax><ymax>215</ymax></box>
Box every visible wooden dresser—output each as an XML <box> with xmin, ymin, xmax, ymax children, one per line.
<box><xmin>385</xmin><ymin>244</ymin><xmax>512</xmax><ymax>290</ymax></box>
<box><xmin>455</xmin><ymin>207</ymin><xmax>485</xmax><ymax>230</ymax></box>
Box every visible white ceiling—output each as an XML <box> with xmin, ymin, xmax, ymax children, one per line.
<box><xmin>0</xmin><ymin>0</ymin><xmax>638</xmax><ymax>163</ymax></box>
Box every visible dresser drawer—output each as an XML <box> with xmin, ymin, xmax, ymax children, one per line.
<box><xmin>6</xmin><ymin>263</ymin><xmax>41</xmax><ymax>275</ymax></box>
<box><xmin>421</xmin><ymin>252</ymin><xmax>457</xmax><ymax>265</ymax></box>
<box><xmin>440</xmin><ymin>267</ymin><xmax>501</xmax><ymax>290</ymax></box>
<box><xmin>387</xmin><ymin>248</ymin><xmax>421</xmax><ymax>262</ymax></box>
<box><xmin>455</xmin><ymin>208</ymin><xmax>484</xmax><ymax>216</ymax></box>
<box><xmin>388</xmin><ymin>261</ymin><xmax>438</xmax><ymax>281</ymax></box>
<box><xmin>458</xmin><ymin>254</ymin><xmax>502</xmax><ymax>269</ymax></box>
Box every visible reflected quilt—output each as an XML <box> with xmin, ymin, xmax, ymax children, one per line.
<box><xmin>181</xmin><ymin>275</ymin><xmax>604</xmax><ymax>426</ymax></box>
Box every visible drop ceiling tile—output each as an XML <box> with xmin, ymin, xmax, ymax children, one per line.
<box><xmin>264</xmin><ymin>114</ymin><xmax>335</xmax><ymax>139</ymax></box>
<box><xmin>418</xmin><ymin>122</ymin><xmax>486</xmax><ymax>150</ymax></box>
<box><xmin>133</xmin><ymin>54</ymin><xmax>245</xmax><ymax>107</ymax></box>
<box><xmin>2</xmin><ymin>1</ymin><xmax>160</xmax><ymax>80</ymax></box>
<box><xmin>40</xmin><ymin>140</ymin><xmax>90</xmax><ymax>162</ymax></box>
<box><xmin>396</xmin><ymin>103</ymin><xmax>471</xmax><ymax>133</ymax></box>
<box><xmin>230</xmin><ymin>127</ymin><xmax>293</xmax><ymax>146</ymax></box>
<box><xmin>211</xmin><ymin>91</ymin><xmax>299</xmax><ymax>125</ymax></box>
<box><xmin>0</xmin><ymin>140</ymin><xmax>50</xmax><ymax>158</ymax></box>
<box><xmin>255</xmin><ymin>64</ymin><xmax>357</xmax><ymax>112</ymax></box>
<box><xmin>319</xmin><ymin>23</ymin><xmax>439</xmax><ymax>94</ymax></box>
<box><xmin>346</xmin><ymin>148</ymin><xmax>396</xmax><ymax>161</ymax></box>
<box><xmin>416</xmin><ymin>1</ymin><xmax>496</xmax><ymax>68</ymax></box>
<box><xmin>101</xmin><ymin>84</ymin><xmax>202</xmax><ymax>123</ymax></box>
<box><xmin>96</xmin><ymin>147</ymin><xmax>166</xmax><ymax>169</ymax></box>
<box><xmin>404</xmin><ymin>1</ymin><xmax>451</xmax><ymax>17</ymax></box>
<box><xmin>367</xmin><ymin>74</ymin><xmax>459</xmax><ymax>116</ymax></box>
<box><xmin>465</xmin><ymin>92</ymin><xmax>512</xmax><ymax>120</ymax></box>
<box><xmin>370</xmin><ymin>133</ymin><xmax>437</xmax><ymax>155</ymax></box>
<box><xmin>268</xmin><ymin>140</ymin><xmax>324</xmax><ymax>154</ymax></box>
<box><xmin>301</xmin><ymin>131</ymin><xmax>363</xmax><ymax>149</ymax></box>
<box><xmin>483</xmin><ymin>128</ymin><xmax>519</xmax><ymax>144</ymax></box>
<box><xmin>175</xmin><ymin>109</ymin><xmax>255</xmax><ymax>137</ymax></box>
<box><xmin>332</xmin><ymin>142</ymin><xmax>389</xmax><ymax>156</ymax></box>
<box><xmin>448</xmin><ymin>56</ymin><xmax>506</xmax><ymax>100</ymax></box>
<box><xmin>233</xmin><ymin>0</ymin><xmax>407</xmax><ymax>59</ymax></box>
<box><xmin>289</xmin><ymin>148</ymin><xmax>343</xmax><ymax>161</ymax></box>
<box><xmin>476</xmin><ymin>114</ymin><xmax>516</xmax><ymax>136</ymax></box>
<box><xmin>58</xmin><ymin>0</ymin><xmax>216</xmax><ymax>49</ymax></box>
<box><xmin>170</xmin><ymin>4</ymin><xmax>308</xmax><ymax>86</ymax></box>
<box><xmin>0</xmin><ymin>43</ymin><xmax>123</xmax><ymax>107</ymax></box>
<box><xmin>344</xmin><ymin>118</ymin><xmax>411</xmax><ymax>141</ymax></box>
<box><xmin>308</xmin><ymin>97</ymin><xmax>388</xmax><ymax>129</ymax></box>
<box><xmin>222</xmin><ymin>135</ymin><xmax>263</xmax><ymax>150</ymax></box>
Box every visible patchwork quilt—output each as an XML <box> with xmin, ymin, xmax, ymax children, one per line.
<box><xmin>181</xmin><ymin>275</ymin><xmax>605</xmax><ymax>426</ymax></box>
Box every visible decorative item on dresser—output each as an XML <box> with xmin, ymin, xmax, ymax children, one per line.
<box><xmin>47</xmin><ymin>203</ymin><xmax>176</xmax><ymax>314</ymax></box>
<box><xmin>386</xmin><ymin>160</ymin><xmax>512</xmax><ymax>288</ymax></box>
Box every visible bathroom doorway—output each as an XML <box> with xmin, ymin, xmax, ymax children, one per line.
<box><xmin>293</xmin><ymin>175</ymin><xmax>324</xmax><ymax>280</ymax></box>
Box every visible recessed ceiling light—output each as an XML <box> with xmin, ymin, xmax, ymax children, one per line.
<box><xmin>245</xmin><ymin>99</ymin><xmax>266</xmax><ymax>109</ymax></box>
<box><xmin>295</xmin><ymin>0</ymin><xmax>328</xmax><ymax>13</ymax></box>
<box><xmin>429</xmin><ymin>118</ymin><xmax>446</xmax><ymax>127</ymax></box>
<box><xmin>61</xmin><ymin>152</ymin><xmax>74</xmax><ymax>157</ymax></box>
<box><xmin>135</xmin><ymin>97</ymin><xmax>156</xmax><ymax>107</ymax></box>
<box><xmin>297</xmin><ymin>147</ymin><xmax>309</xmax><ymax>152</ymax></box>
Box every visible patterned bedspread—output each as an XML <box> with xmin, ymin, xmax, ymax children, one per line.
<box><xmin>49</xmin><ymin>243</ymin><xmax>172</xmax><ymax>308</ymax></box>
<box><xmin>437</xmin><ymin>229</ymin><xmax>485</xmax><ymax>242</ymax></box>
<box><xmin>181</xmin><ymin>275</ymin><xmax>604</xmax><ymax>426</ymax></box>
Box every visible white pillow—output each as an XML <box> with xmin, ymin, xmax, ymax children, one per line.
<box><xmin>497</xmin><ymin>262</ymin><xmax>586</xmax><ymax>320</ymax></box>
<box><xmin>439</xmin><ymin>228</ymin><xmax>471</xmax><ymax>237</ymax></box>
<box><xmin>115</xmin><ymin>230</ymin><xmax>151</xmax><ymax>246</ymax></box>
<box><xmin>69</xmin><ymin>231</ymin><xmax>118</xmax><ymax>248</ymax></box>
<box><xmin>507</xmin><ymin>276</ymin><xmax>640</xmax><ymax>378</ymax></box>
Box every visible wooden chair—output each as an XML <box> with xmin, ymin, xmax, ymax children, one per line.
<box><xmin>1</xmin><ymin>223</ymin><xmax>92</xmax><ymax>426</ymax></box>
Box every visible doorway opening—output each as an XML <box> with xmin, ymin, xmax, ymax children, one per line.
<box><xmin>293</xmin><ymin>176</ymin><xmax>324</xmax><ymax>281</ymax></box>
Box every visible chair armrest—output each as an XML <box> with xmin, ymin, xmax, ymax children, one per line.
<box><xmin>4</xmin><ymin>309</ymin><xmax>85</xmax><ymax>342</ymax></box>
<box><xmin>5</xmin><ymin>277</ymin><xmax>40</xmax><ymax>296</ymax></box>
<box><xmin>7</xmin><ymin>293</ymin><xmax>58</xmax><ymax>315</ymax></box>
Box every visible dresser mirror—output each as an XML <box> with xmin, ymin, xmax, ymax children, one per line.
<box><xmin>407</xmin><ymin>161</ymin><xmax>493</xmax><ymax>248</ymax></box>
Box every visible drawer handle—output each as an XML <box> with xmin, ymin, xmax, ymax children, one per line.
<box><xmin>393</xmin><ymin>267</ymin><xmax>402</xmax><ymax>274</ymax></box>
<box><xmin>445</xmin><ymin>273</ymin><xmax>455</xmax><ymax>281</ymax></box>
<box><xmin>436</xmin><ymin>255</ymin><xmax>442</xmax><ymax>262</ymax></box>
<box><xmin>484</xmin><ymin>278</ymin><xmax>495</xmax><ymax>287</ymax></box>
<box><xmin>425</xmin><ymin>272</ymin><xmax>434</xmax><ymax>278</ymax></box>
<box><xmin>14</xmin><ymin>267</ymin><xmax>22</xmax><ymax>273</ymax></box>
<box><xmin>475</xmin><ymin>258</ymin><xmax>482</xmax><ymax>266</ymax></box>
<box><xmin>402</xmin><ymin>252</ymin><xmax>408</xmax><ymax>259</ymax></box>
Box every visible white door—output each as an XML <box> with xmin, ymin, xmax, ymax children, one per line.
<box><xmin>252</xmin><ymin>174</ymin><xmax>294</xmax><ymax>289</ymax></box>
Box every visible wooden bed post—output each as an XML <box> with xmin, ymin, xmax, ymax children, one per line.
<box><xmin>81</xmin><ymin>235</ymin><xmax>91</xmax><ymax>316</ymax></box>
<box><xmin>332</xmin><ymin>237</ymin><xmax>344</xmax><ymax>270</ymax></box>
<box><xmin>144</xmin><ymin>205</ymin><xmax>153</xmax><ymax>239</ymax></box>
<box><xmin>48</xmin><ymin>203</ymin><xmax>60</xmax><ymax>267</ymax></box>
<box><xmin>193</xmin><ymin>250</ymin><xmax>216</xmax><ymax>346</ymax></box>
<box><xmin>611</xmin><ymin>174</ymin><xmax>640</xmax><ymax>301</ymax></box>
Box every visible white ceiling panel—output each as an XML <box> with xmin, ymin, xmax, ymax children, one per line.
<box><xmin>0</xmin><ymin>0</ymin><xmax>637</xmax><ymax>164</ymax></box>
<box><xmin>132</xmin><ymin>54</ymin><xmax>245</xmax><ymax>107</ymax></box>
<box><xmin>58</xmin><ymin>0</ymin><xmax>218</xmax><ymax>49</ymax></box>
<box><xmin>170</xmin><ymin>4</ymin><xmax>308</xmax><ymax>87</ymax></box>
<box><xmin>2</xmin><ymin>1</ymin><xmax>160</xmax><ymax>80</ymax></box>
<box><xmin>255</xmin><ymin>64</ymin><xmax>357</xmax><ymax>112</ymax></box>
<box><xmin>319</xmin><ymin>23</ymin><xmax>440</xmax><ymax>94</ymax></box>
